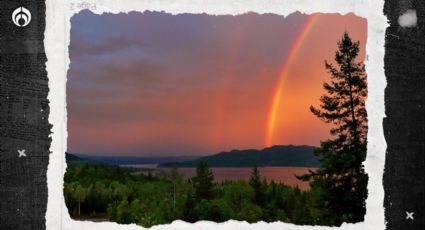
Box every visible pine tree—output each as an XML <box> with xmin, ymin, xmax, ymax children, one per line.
<box><xmin>297</xmin><ymin>32</ymin><xmax>368</xmax><ymax>225</ymax></box>
<box><xmin>249</xmin><ymin>166</ymin><xmax>266</xmax><ymax>206</ymax></box>
<box><xmin>192</xmin><ymin>161</ymin><xmax>215</xmax><ymax>200</ymax></box>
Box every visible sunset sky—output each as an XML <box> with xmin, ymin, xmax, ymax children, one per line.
<box><xmin>67</xmin><ymin>11</ymin><xmax>366</xmax><ymax>156</ymax></box>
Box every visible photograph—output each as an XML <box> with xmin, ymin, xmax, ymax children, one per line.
<box><xmin>3</xmin><ymin>1</ymin><xmax>422</xmax><ymax>230</ymax></box>
<box><xmin>64</xmin><ymin>10</ymin><xmax>368</xmax><ymax>227</ymax></box>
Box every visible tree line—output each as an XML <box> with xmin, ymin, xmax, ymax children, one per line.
<box><xmin>64</xmin><ymin>162</ymin><xmax>323</xmax><ymax>227</ymax></box>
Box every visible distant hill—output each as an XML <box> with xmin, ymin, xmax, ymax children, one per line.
<box><xmin>69</xmin><ymin>153</ymin><xmax>200</xmax><ymax>165</ymax></box>
<box><xmin>159</xmin><ymin>145</ymin><xmax>319</xmax><ymax>168</ymax></box>
<box><xmin>65</xmin><ymin>153</ymin><xmax>93</xmax><ymax>166</ymax></box>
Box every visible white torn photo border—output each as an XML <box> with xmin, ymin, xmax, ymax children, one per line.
<box><xmin>45</xmin><ymin>0</ymin><xmax>387</xmax><ymax>229</ymax></box>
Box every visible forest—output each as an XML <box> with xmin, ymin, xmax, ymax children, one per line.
<box><xmin>64</xmin><ymin>162</ymin><xmax>323</xmax><ymax>227</ymax></box>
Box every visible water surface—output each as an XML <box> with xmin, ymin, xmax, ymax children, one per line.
<box><xmin>124</xmin><ymin>164</ymin><xmax>315</xmax><ymax>190</ymax></box>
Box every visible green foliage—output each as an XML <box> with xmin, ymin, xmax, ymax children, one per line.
<box><xmin>235</xmin><ymin>202</ymin><xmax>263</xmax><ymax>223</ymax></box>
<box><xmin>249</xmin><ymin>166</ymin><xmax>266</xmax><ymax>206</ymax></box>
<box><xmin>192</xmin><ymin>161</ymin><xmax>215</xmax><ymax>200</ymax></box>
<box><xmin>194</xmin><ymin>199</ymin><xmax>233</xmax><ymax>222</ymax></box>
<box><xmin>222</xmin><ymin>181</ymin><xmax>254</xmax><ymax>212</ymax></box>
<box><xmin>64</xmin><ymin>163</ymin><xmax>319</xmax><ymax>227</ymax></box>
<box><xmin>297</xmin><ymin>32</ymin><xmax>368</xmax><ymax>226</ymax></box>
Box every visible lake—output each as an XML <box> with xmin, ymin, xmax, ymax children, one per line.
<box><xmin>123</xmin><ymin>164</ymin><xmax>315</xmax><ymax>191</ymax></box>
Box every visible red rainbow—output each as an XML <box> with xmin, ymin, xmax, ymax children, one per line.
<box><xmin>265</xmin><ymin>14</ymin><xmax>320</xmax><ymax>147</ymax></box>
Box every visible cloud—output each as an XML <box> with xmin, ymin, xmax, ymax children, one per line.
<box><xmin>67</xmin><ymin>11</ymin><xmax>366</xmax><ymax>156</ymax></box>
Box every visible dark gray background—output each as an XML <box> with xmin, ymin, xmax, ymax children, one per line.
<box><xmin>384</xmin><ymin>0</ymin><xmax>424</xmax><ymax>229</ymax></box>
<box><xmin>0</xmin><ymin>0</ymin><xmax>424</xmax><ymax>229</ymax></box>
<box><xmin>0</xmin><ymin>1</ymin><xmax>50</xmax><ymax>230</ymax></box>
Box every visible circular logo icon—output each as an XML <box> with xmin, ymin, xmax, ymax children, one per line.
<box><xmin>12</xmin><ymin>7</ymin><xmax>31</xmax><ymax>27</ymax></box>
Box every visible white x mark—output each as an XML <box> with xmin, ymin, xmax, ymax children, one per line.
<box><xmin>18</xmin><ymin>149</ymin><xmax>26</xmax><ymax>158</ymax></box>
<box><xmin>406</xmin><ymin>211</ymin><xmax>414</xmax><ymax>220</ymax></box>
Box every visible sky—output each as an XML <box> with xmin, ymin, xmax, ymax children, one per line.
<box><xmin>67</xmin><ymin>11</ymin><xmax>367</xmax><ymax>157</ymax></box>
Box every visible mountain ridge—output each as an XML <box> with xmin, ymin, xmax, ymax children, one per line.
<box><xmin>159</xmin><ymin>145</ymin><xmax>319</xmax><ymax>168</ymax></box>
<box><xmin>68</xmin><ymin>153</ymin><xmax>200</xmax><ymax>165</ymax></box>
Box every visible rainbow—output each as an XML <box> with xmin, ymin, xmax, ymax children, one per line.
<box><xmin>265</xmin><ymin>14</ymin><xmax>320</xmax><ymax>147</ymax></box>
<box><xmin>213</xmin><ymin>17</ymin><xmax>255</xmax><ymax>147</ymax></box>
